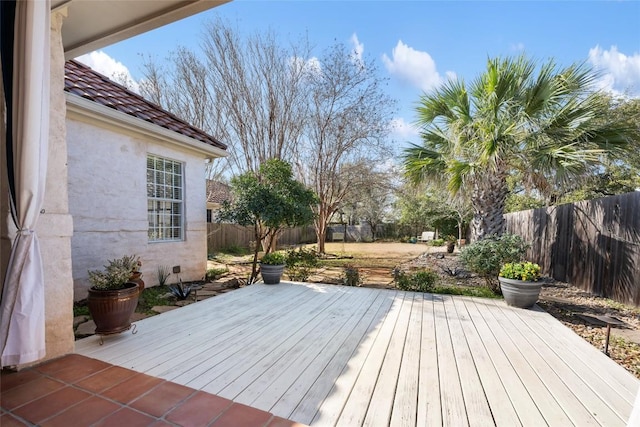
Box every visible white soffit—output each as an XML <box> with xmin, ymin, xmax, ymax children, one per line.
<box><xmin>52</xmin><ymin>0</ymin><xmax>230</xmax><ymax>59</ymax></box>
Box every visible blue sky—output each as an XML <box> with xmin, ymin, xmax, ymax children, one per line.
<box><xmin>78</xmin><ymin>0</ymin><xmax>640</xmax><ymax>146</ymax></box>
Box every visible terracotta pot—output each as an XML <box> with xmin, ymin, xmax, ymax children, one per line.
<box><xmin>87</xmin><ymin>282</ymin><xmax>140</xmax><ymax>335</ymax></box>
<box><xmin>260</xmin><ymin>264</ymin><xmax>285</xmax><ymax>285</ymax></box>
<box><xmin>498</xmin><ymin>277</ymin><xmax>543</xmax><ymax>309</ymax></box>
<box><xmin>129</xmin><ymin>272</ymin><xmax>145</xmax><ymax>293</ymax></box>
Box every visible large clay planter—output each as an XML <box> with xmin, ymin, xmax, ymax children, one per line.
<box><xmin>260</xmin><ymin>264</ymin><xmax>285</xmax><ymax>285</ymax></box>
<box><xmin>498</xmin><ymin>277</ymin><xmax>543</xmax><ymax>309</ymax></box>
<box><xmin>87</xmin><ymin>282</ymin><xmax>140</xmax><ymax>335</ymax></box>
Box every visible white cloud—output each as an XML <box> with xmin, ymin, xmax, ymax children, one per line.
<box><xmin>510</xmin><ymin>42</ymin><xmax>525</xmax><ymax>51</ymax></box>
<box><xmin>588</xmin><ymin>45</ymin><xmax>640</xmax><ymax>97</ymax></box>
<box><xmin>75</xmin><ymin>50</ymin><xmax>140</xmax><ymax>93</ymax></box>
<box><xmin>289</xmin><ymin>56</ymin><xmax>321</xmax><ymax>78</ymax></box>
<box><xmin>389</xmin><ymin>117</ymin><xmax>420</xmax><ymax>140</ymax></box>
<box><xmin>382</xmin><ymin>40</ymin><xmax>453</xmax><ymax>92</ymax></box>
<box><xmin>350</xmin><ymin>33</ymin><xmax>364</xmax><ymax>67</ymax></box>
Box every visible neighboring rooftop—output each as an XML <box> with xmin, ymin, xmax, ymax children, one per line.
<box><xmin>207</xmin><ymin>180</ymin><xmax>231</xmax><ymax>205</ymax></box>
<box><xmin>64</xmin><ymin>60</ymin><xmax>226</xmax><ymax>151</ymax></box>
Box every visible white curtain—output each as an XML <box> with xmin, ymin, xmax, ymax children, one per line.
<box><xmin>0</xmin><ymin>0</ymin><xmax>50</xmax><ymax>367</ymax></box>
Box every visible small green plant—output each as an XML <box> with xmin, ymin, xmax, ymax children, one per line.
<box><xmin>459</xmin><ymin>234</ymin><xmax>528</xmax><ymax>292</ymax></box>
<box><xmin>219</xmin><ymin>245</ymin><xmax>252</xmax><ymax>256</ymax></box>
<box><xmin>206</xmin><ymin>267</ymin><xmax>228</xmax><ymax>281</ymax></box>
<box><xmin>157</xmin><ymin>265</ymin><xmax>171</xmax><ymax>286</ymax></box>
<box><xmin>88</xmin><ymin>254</ymin><xmax>140</xmax><ymax>290</ymax></box>
<box><xmin>499</xmin><ymin>262</ymin><xmax>541</xmax><ymax>281</ymax></box>
<box><xmin>395</xmin><ymin>269</ymin><xmax>439</xmax><ymax>292</ymax></box>
<box><xmin>342</xmin><ymin>265</ymin><xmax>361</xmax><ymax>286</ymax></box>
<box><xmin>260</xmin><ymin>251</ymin><xmax>287</xmax><ymax>265</ymax></box>
<box><xmin>286</xmin><ymin>247</ymin><xmax>318</xmax><ymax>281</ymax></box>
<box><xmin>73</xmin><ymin>302</ymin><xmax>90</xmax><ymax>317</ymax></box>
<box><xmin>169</xmin><ymin>280</ymin><xmax>192</xmax><ymax>300</ymax></box>
<box><xmin>137</xmin><ymin>285</ymin><xmax>171</xmax><ymax>312</ymax></box>
<box><xmin>428</xmin><ymin>238</ymin><xmax>445</xmax><ymax>246</ymax></box>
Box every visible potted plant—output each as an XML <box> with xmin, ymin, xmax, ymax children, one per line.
<box><xmin>259</xmin><ymin>251</ymin><xmax>287</xmax><ymax>284</ymax></box>
<box><xmin>445</xmin><ymin>235</ymin><xmax>456</xmax><ymax>253</ymax></box>
<box><xmin>498</xmin><ymin>261</ymin><xmax>543</xmax><ymax>308</ymax></box>
<box><xmin>128</xmin><ymin>256</ymin><xmax>144</xmax><ymax>293</ymax></box>
<box><xmin>87</xmin><ymin>255</ymin><xmax>140</xmax><ymax>335</ymax></box>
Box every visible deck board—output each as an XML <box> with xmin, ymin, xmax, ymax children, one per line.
<box><xmin>76</xmin><ymin>282</ymin><xmax>639</xmax><ymax>426</ymax></box>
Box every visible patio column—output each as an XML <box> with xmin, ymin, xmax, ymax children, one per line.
<box><xmin>0</xmin><ymin>3</ymin><xmax>74</xmax><ymax>367</ymax></box>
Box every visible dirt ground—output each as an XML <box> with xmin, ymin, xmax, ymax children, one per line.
<box><xmin>208</xmin><ymin>241</ymin><xmax>640</xmax><ymax>379</ymax></box>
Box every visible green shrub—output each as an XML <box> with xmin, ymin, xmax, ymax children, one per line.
<box><xmin>286</xmin><ymin>248</ymin><xmax>318</xmax><ymax>281</ymax></box>
<box><xmin>395</xmin><ymin>269</ymin><xmax>439</xmax><ymax>292</ymax></box>
<box><xmin>428</xmin><ymin>239</ymin><xmax>445</xmax><ymax>246</ymax></box>
<box><xmin>459</xmin><ymin>234</ymin><xmax>528</xmax><ymax>291</ymax></box>
<box><xmin>342</xmin><ymin>265</ymin><xmax>361</xmax><ymax>286</ymax></box>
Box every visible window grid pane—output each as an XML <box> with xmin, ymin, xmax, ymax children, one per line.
<box><xmin>147</xmin><ymin>155</ymin><xmax>184</xmax><ymax>242</ymax></box>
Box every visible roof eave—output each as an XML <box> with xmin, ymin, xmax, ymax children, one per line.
<box><xmin>66</xmin><ymin>92</ymin><xmax>228</xmax><ymax>159</ymax></box>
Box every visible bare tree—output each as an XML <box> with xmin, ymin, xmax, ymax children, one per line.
<box><xmin>341</xmin><ymin>166</ymin><xmax>397</xmax><ymax>240</ymax></box>
<box><xmin>297</xmin><ymin>43</ymin><xmax>395</xmax><ymax>253</ymax></box>
<box><xmin>140</xmin><ymin>19</ymin><xmax>312</xmax><ymax>175</ymax></box>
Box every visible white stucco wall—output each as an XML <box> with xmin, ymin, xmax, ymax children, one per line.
<box><xmin>66</xmin><ymin>117</ymin><xmax>209</xmax><ymax>300</ymax></box>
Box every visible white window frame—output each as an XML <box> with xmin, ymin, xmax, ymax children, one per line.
<box><xmin>147</xmin><ymin>154</ymin><xmax>184</xmax><ymax>242</ymax></box>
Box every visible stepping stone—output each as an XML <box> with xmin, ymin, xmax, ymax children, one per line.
<box><xmin>195</xmin><ymin>290</ymin><xmax>218</xmax><ymax>298</ymax></box>
<box><xmin>75</xmin><ymin>320</ymin><xmax>96</xmax><ymax>336</ymax></box>
<box><xmin>151</xmin><ymin>305</ymin><xmax>180</xmax><ymax>313</ymax></box>
<box><xmin>73</xmin><ymin>315</ymin><xmax>89</xmax><ymax>328</ymax></box>
<box><xmin>130</xmin><ymin>312</ymin><xmax>150</xmax><ymax>322</ymax></box>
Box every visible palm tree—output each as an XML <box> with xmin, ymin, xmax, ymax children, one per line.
<box><xmin>403</xmin><ymin>55</ymin><xmax>636</xmax><ymax>242</ymax></box>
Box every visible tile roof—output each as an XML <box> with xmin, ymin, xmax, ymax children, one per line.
<box><xmin>64</xmin><ymin>60</ymin><xmax>227</xmax><ymax>151</ymax></box>
<box><xmin>206</xmin><ymin>180</ymin><xmax>231</xmax><ymax>204</ymax></box>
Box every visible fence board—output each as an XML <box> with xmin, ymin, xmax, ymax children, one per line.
<box><xmin>505</xmin><ymin>192</ymin><xmax>640</xmax><ymax>306</ymax></box>
<box><xmin>207</xmin><ymin>224</ymin><xmax>316</xmax><ymax>254</ymax></box>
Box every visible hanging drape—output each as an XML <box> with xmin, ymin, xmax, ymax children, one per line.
<box><xmin>0</xmin><ymin>0</ymin><xmax>50</xmax><ymax>367</ymax></box>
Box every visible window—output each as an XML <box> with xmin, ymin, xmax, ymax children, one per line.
<box><xmin>147</xmin><ymin>155</ymin><xmax>184</xmax><ymax>241</ymax></box>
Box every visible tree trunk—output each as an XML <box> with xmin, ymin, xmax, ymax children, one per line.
<box><xmin>470</xmin><ymin>172</ymin><xmax>509</xmax><ymax>242</ymax></box>
<box><xmin>315</xmin><ymin>211</ymin><xmax>328</xmax><ymax>254</ymax></box>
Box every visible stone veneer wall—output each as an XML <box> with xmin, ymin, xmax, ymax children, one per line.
<box><xmin>39</xmin><ymin>8</ymin><xmax>76</xmax><ymax>362</ymax></box>
<box><xmin>66</xmin><ymin>118</ymin><xmax>208</xmax><ymax>300</ymax></box>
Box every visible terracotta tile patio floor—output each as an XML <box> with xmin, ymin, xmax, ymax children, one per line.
<box><xmin>0</xmin><ymin>353</ymin><xmax>307</xmax><ymax>427</ymax></box>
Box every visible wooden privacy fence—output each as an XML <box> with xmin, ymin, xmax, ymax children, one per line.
<box><xmin>505</xmin><ymin>191</ymin><xmax>640</xmax><ymax>305</ymax></box>
<box><xmin>207</xmin><ymin>223</ymin><xmax>316</xmax><ymax>253</ymax></box>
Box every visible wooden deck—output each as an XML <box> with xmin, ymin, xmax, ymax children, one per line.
<box><xmin>76</xmin><ymin>282</ymin><xmax>639</xmax><ymax>426</ymax></box>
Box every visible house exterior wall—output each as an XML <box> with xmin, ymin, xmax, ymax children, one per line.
<box><xmin>66</xmin><ymin>118</ymin><xmax>208</xmax><ymax>300</ymax></box>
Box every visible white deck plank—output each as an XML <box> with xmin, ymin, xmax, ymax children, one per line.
<box><xmin>416</xmin><ymin>293</ymin><xmax>442</xmax><ymax>427</ymax></box>
<box><xmin>517</xmin><ymin>305</ymin><xmax>637</xmax><ymax>411</ymax></box>
<box><xmin>492</xmin><ymin>300</ymin><xmax>627</xmax><ymax>426</ymax></box>
<box><xmin>529</xmin><ymin>305</ymin><xmax>638</xmax><ymax>401</ymax></box>
<box><xmin>433</xmin><ymin>295</ymin><xmax>469</xmax><ymax>426</ymax></box>
<box><xmin>464</xmin><ymin>298</ymin><xmax>548</xmax><ymax>427</ymax></box>
<box><xmin>74</xmin><ymin>283</ymin><xmax>639</xmax><ymax>427</ymax></box>
<box><xmin>481</xmin><ymin>299</ymin><xmax>595</xmax><ymax>426</ymax></box>
<box><xmin>443</xmin><ymin>296</ymin><xmax>495</xmax><ymax>427</ymax></box>
<box><xmin>148</xmin><ymin>284</ymin><xmax>326</xmax><ymax>380</ymax></box>
<box><xmin>74</xmin><ymin>283</ymin><xmax>271</xmax><ymax>357</ymax></box>
<box><xmin>190</xmin><ymin>284</ymin><xmax>349</xmax><ymax>391</ymax></box>
<box><xmin>277</xmin><ymin>290</ymin><xmax>389</xmax><ymax>422</ymax></box>
<box><xmin>389</xmin><ymin>294</ymin><xmax>422</xmax><ymax>427</ymax></box>
<box><xmin>233</xmin><ymin>287</ymin><xmax>380</xmax><ymax>409</ymax></box>
<box><xmin>334</xmin><ymin>292</ymin><xmax>407</xmax><ymax>427</ymax></box>
<box><xmin>110</xmin><ymin>284</ymin><xmax>311</xmax><ymax>370</ymax></box>
<box><xmin>451</xmin><ymin>297</ymin><xmax>522</xmax><ymax>427</ymax></box>
<box><xmin>302</xmin><ymin>290</ymin><xmax>397</xmax><ymax>426</ymax></box>
<box><xmin>362</xmin><ymin>293</ymin><xmax>415</xmax><ymax>426</ymax></box>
